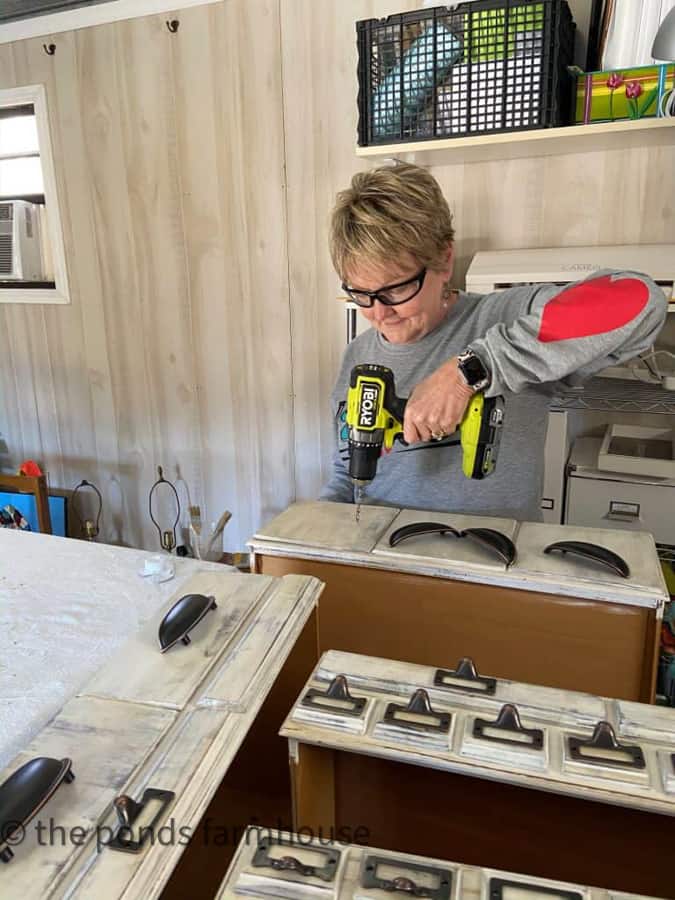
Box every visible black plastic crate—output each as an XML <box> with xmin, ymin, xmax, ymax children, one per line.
<box><xmin>357</xmin><ymin>0</ymin><xmax>576</xmax><ymax>146</ymax></box>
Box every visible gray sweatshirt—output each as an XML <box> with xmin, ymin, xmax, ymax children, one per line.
<box><xmin>320</xmin><ymin>270</ymin><xmax>667</xmax><ymax>520</ymax></box>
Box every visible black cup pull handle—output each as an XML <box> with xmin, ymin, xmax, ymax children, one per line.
<box><xmin>461</xmin><ymin>528</ymin><xmax>516</xmax><ymax>566</ymax></box>
<box><xmin>157</xmin><ymin>593</ymin><xmax>218</xmax><ymax>652</ymax></box>
<box><xmin>543</xmin><ymin>541</ymin><xmax>630</xmax><ymax>578</ymax></box>
<box><xmin>389</xmin><ymin>522</ymin><xmax>461</xmax><ymax>547</ymax></box>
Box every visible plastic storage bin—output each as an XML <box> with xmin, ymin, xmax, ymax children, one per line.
<box><xmin>357</xmin><ymin>0</ymin><xmax>576</xmax><ymax>146</ymax></box>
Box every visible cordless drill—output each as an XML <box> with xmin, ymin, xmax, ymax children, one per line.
<box><xmin>346</xmin><ymin>363</ymin><xmax>504</xmax><ymax>517</ymax></box>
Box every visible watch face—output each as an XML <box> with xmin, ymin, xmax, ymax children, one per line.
<box><xmin>461</xmin><ymin>354</ymin><xmax>487</xmax><ymax>386</ymax></box>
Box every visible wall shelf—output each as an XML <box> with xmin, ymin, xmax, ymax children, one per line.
<box><xmin>356</xmin><ymin>117</ymin><xmax>675</xmax><ymax>166</ymax></box>
<box><xmin>657</xmin><ymin>543</ymin><xmax>675</xmax><ymax>565</ymax></box>
<box><xmin>551</xmin><ymin>377</ymin><xmax>675</xmax><ymax>415</ymax></box>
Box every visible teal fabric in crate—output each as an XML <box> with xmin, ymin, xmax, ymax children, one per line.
<box><xmin>372</xmin><ymin>24</ymin><xmax>463</xmax><ymax>139</ymax></box>
<box><xmin>0</xmin><ymin>492</ymin><xmax>66</xmax><ymax>535</ymax></box>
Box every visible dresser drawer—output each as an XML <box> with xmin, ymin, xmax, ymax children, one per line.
<box><xmin>566</xmin><ymin>473</ymin><xmax>675</xmax><ymax>544</ymax></box>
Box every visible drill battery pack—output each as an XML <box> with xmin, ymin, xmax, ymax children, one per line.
<box><xmin>461</xmin><ymin>394</ymin><xmax>505</xmax><ymax>479</ymax></box>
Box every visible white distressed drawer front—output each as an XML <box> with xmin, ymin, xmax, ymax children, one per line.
<box><xmin>82</xmin><ymin>572</ymin><xmax>277</xmax><ymax>709</ymax></box>
<box><xmin>0</xmin><ymin>695</ymin><xmax>176</xmax><ymax>899</ymax></box>
<box><xmin>251</xmin><ymin>500</ymin><xmax>399</xmax><ymax>554</ymax></box>
<box><xmin>372</xmin><ymin>508</ymin><xmax>518</xmax><ymax>574</ymax></box>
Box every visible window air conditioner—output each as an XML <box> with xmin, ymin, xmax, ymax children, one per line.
<box><xmin>0</xmin><ymin>199</ymin><xmax>45</xmax><ymax>281</ymax></box>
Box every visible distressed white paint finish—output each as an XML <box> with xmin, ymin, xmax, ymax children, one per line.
<box><xmin>83</xmin><ymin>572</ymin><xmax>276</xmax><ymax>708</ymax></box>
<box><xmin>280</xmin><ymin>651</ymin><xmax>675</xmax><ymax>816</ymax></box>
<box><xmin>373</xmin><ymin>508</ymin><xmax>518</xmax><ymax>573</ymax></box>
<box><xmin>0</xmin><ymin>528</ymin><xmax>232</xmax><ymax>769</ymax></box>
<box><xmin>250</xmin><ymin>502</ymin><xmax>668</xmax><ymax>610</ymax></box>
<box><xmin>615</xmin><ymin>698</ymin><xmax>675</xmax><ymax>743</ymax></box>
<box><xmin>512</xmin><ymin>522</ymin><xmax>669</xmax><ymax>600</ymax></box>
<box><xmin>58</xmin><ymin>705</ymin><xmax>230</xmax><ymax>900</ymax></box>
<box><xmin>0</xmin><ymin>695</ymin><xmax>176</xmax><ymax>899</ymax></box>
<box><xmin>252</xmin><ymin>501</ymin><xmax>399</xmax><ymax>554</ymax></box>
<box><xmin>0</xmin><ymin>527</ymin><xmax>322</xmax><ymax>899</ymax></box>
<box><xmin>315</xmin><ymin>652</ymin><xmax>607</xmax><ymax>729</ymax></box>
<box><xmin>62</xmin><ymin>576</ymin><xmax>321</xmax><ymax>900</ymax></box>
<box><xmin>215</xmin><ymin>827</ymin><xmax>660</xmax><ymax>899</ymax></box>
<box><xmin>55</xmin><ymin>705</ymin><xmax>229</xmax><ymax>899</ymax></box>
<box><xmin>199</xmin><ymin>574</ymin><xmax>320</xmax><ymax>710</ymax></box>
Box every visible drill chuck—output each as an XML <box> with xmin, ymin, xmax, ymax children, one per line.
<box><xmin>348</xmin><ymin>438</ymin><xmax>381</xmax><ymax>483</ymax></box>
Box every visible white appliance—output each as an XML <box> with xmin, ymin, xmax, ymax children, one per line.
<box><xmin>566</xmin><ymin>436</ymin><xmax>675</xmax><ymax>546</ymax></box>
<box><xmin>0</xmin><ymin>199</ymin><xmax>44</xmax><ymax>281</ymax></box>
<box><xmin>464</xmin><ymin>244</ymin><xmax>675</xmax><ymax>308</ymax></box>
<box><xmin>465</xmin><ymin>244</ymin><xmax>675</xmax><ymax>523</ymax></box>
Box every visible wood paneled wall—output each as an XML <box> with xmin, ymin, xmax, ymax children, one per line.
<box><xmin>0</xmin><ymin>0</ymin><xmax>292</xmax><ymax>550</ymax></box>
<box><xmin>0</xmin><ymin>0</ymin><xmax>673</xmax><ymax>550</ymax></box>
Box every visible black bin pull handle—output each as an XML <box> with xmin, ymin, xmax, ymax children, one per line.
<box><xmin>473</xmin><ymin>703</ymin><xmax>544</xmax><ymax>749</ymax></box>
<box><xmin>543</xmin><ymin>540</ymin><xmax>630</xmax><ymax>578</ymax></box>
<box><xmin>252</xmin><ymin>836</ymin><xmax>340</xmax><ymax>882</ymax></box>
<box><xmin>383</xmin><ymin>688</ymin><xmax>452</xmax><ymax>734</ymax></box>
<box><xmin>567</xmin><ymin>721</ymin><xmax>645</xmax><ymax>769</ymax></box>
<box><xmin>489</xmin><ymin>876</ymin><xmax>582</xmax><ymax>899</ymax></box>
<box><xmin>389</xmin><ymin>521</ymin><xmax>461</xmax><ymax>547</ymax></box>
<box><xmin>362</xmin><ymin>854</ymin><xmax>453</xmax><ymax>898</ymax></box>
<box><xmin>434</xmin><ymin>656</ymin><xmax>497</xmax><ymax>695</ymax></box>
<box><xmin>270</xmin><ymin>855</ymin><xmax>319</xmax><ymax>876</ymax></box>
<box><xmin>301</xmin><ymin>674</ymin><xmax>367</xmax><ymax>717</ymax></box>
<box><xmin>106</xmin><ymin>787</ymin><xmax>175</xmax><ymax>853</ymax></box>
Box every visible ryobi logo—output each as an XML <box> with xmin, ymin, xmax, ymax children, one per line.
<box><xmin>358</xmin><ymin>383</ymin><xmax>381</xmax><ymax>428</ymax></box>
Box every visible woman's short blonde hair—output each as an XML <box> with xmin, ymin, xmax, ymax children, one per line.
<box><xmin>329</xmin><ymin>163</ymin><xmax>454</xmax><ymax>281</ymax></box>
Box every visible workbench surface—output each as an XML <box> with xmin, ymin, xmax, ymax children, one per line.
<box><xmin>0</xmin><ymin>529</ymin><xmax>230</xmax><ymax>769</ymax></box>
<box><xmin>0</xmin><ymin>530</ymin><xmax>322</xmax><ymax>900</ymax></box>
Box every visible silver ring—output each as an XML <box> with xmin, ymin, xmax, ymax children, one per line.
<box><xmin>431</xmin><ymin>430</ymin><xmax>446</xmax><ymax>441</ymax></box>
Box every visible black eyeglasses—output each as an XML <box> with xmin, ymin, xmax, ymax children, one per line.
<box><xmin>342</xmin><ymin>268</ymin><xmax>427</xmax><ymax>308</ymax></box>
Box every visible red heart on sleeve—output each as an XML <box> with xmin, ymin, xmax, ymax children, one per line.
<box><xmin>538</xmin><ymin>275</ymin><xmax>649</xmax><ymax>343</ymax></box>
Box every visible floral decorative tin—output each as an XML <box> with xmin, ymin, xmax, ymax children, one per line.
<box><xmin>574</xmin><ymin>63</ymin><xmax>675</xmax><ymax>124</ymax></box>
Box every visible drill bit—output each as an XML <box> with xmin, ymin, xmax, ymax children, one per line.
<box><xmin>354</xmin><ymin>483</ymin><xmax>363</xmax><ymax>523</ymax></box>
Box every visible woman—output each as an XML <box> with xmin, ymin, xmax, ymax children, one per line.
<box><xmin>320</xmin><ymin>163</ymin><xmax>666</xmax><ymax>520</ymax></box>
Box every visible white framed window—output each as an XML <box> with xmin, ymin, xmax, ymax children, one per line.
<box><xmin>0</xmin><ymin>84</ymin><xmax>70</xmax><ymax>304</ymax></box>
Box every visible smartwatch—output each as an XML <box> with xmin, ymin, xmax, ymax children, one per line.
<box><xmin>457</xmin><ymin>349</ymin><xmax>491</xmax><ymax>392</ymax></box>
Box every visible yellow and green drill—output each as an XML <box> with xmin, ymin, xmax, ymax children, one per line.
<box><xmin>346</xmin><ymin>363</ymin><xmax>504</xmax><ymax>519</ymax></box>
